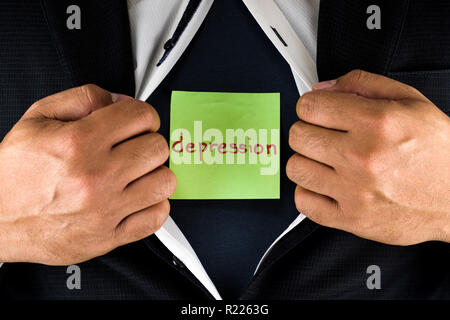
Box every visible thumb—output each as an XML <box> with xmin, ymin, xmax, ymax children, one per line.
<box><xmin>312</xmin><ymin>69</ymin><xmax>425</xmax><ymax>101</ymax></box>
<box><xmin>23</xmin><ymin>84</ymin><xmax>125</xmax><ymax>121</ymax></box>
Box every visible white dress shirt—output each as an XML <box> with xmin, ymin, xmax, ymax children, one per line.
<box><xmin>127</xmin><ymin>0</ymin><xmax>319</xmax><ymax>99</ymax></box>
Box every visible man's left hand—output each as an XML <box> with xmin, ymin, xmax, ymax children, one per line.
<box><xmin>287</xmin><ymin>69</ymin><xmax>450</xmax><ymax>245</ymax></box>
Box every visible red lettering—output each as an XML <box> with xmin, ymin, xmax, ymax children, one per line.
<box><xmin>172</xmin><ymin>132</ymin><xmax>184</xmax><ymax>153</ymax></box>
<box><xmin>199</xmin><ymin>142</ymin><xmax>208</xmax><ymax>161</ymax></box>
<box><xmin>218</xmin><ymin>143</ymin><xmax>226</xmax><ymax>154</ymax></box>
<box><xmin>267</xmin><ymin>144</ymin><xmax>277</xmax><ymax>155</ymax></box>
<box><xmin>210</xmin><ymin>143</ymin><xmax>218</xmax><ymax>153</ymax></box>
<box><xmin>230</xmin><ymin>143</ymin><xmax>238</xmax><ymax>154</ymax></box>
<box><xmin>186</xmin><ymin>142</ymin><xmax>195</xmax><ymax>153</ymax></box>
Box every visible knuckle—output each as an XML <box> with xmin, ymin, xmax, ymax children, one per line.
<box><xmin>354</xmin><ymin>148</ymin><xmax>382</xmax><ymax>176</ymax></box>
<box><xmin>347</xmin><ymin>69</ymin><xmax>368</xmax><ymax>83</ymax></box>
<box><xmin>293</xmin><ymin>123</ymin><xmax>329</xmax><ymax>151</ymax></box>
<box><xmin>132</xmin><ymin>227</ymin><xmax>150</xmax><ymax>241</ymax></box>
<box><xmin>121</xmin><ymin>224</ymin><xmax>148</xmax><ymax>243</ymax></box>
<box><xmin>127</xmin><ymin>134</ymin><xmax>169</xmax><ymax>164</ymax></box>
<box><xmin>345</xmin><ymin>141</ymin><xmax>384</xmax><ymax>176</ymax></box>
<box><xmin>297</xmin><ymin>92</ymin><xmax>318</xmax><ymax>120</ymax></box>
<box><xmin>309</xmin><ymin>132</ymin><xmax>330</xmax><ymax>150</ymax></box>
<box><xmin>152</xmin><ymin>133</ymin><xmax>170</xmax><ymax>161</ymax></box>
<box><xmin>158</xmin><ymin>167</ymin><xmax>177</xmax><ymax>198</ymax></box>
<box><xmin>73</xmin><ymin>172</ymin><xmax>100</xmax><ymax>203</ymax></box>
<box><xmin>285</xmin><ymin>155</ymin><xmax>298</xmax><ymax>179</ymax></box>
<box><xmin>59</xmin><ymin>124</ymin><xmax>86</xmax><ymax>156</ymax></box>
<box><xmin>127</xmin><ymin>148</ymin><xmax>145</xmax><ymax>163</ymax></box>
<box><xmin>370</xmin><ymin>107</ymin><xmax>396</xmax><ymax>138</ymax></box>
<box><xmin>395</xmin><ymin>84</ymin><xmax>424</xmax><ymax>101</ymax></box>
<box><xmin>161</xmin><ymin>199</ymin><xmax>171</xmax><ymax>215</ymax></box>
<box><xmin>29</xmin><ymin>99</ymin><xmax>44</xmax><ymax>113</ymax></box>
<box><xmin>153</xmin><ymin>201</ymin><xmax>171</xmax><ymax>230</ymax></box>
<box><xmin>295</xmin><ymin>168</ymin><xmax>315</xmax><ymax>188</ymax></box>
<box><xmin>66</xmin><ymin>166</ymin><xmax>109</xmax><ymax>207</ymax></box>
<box><xmin>288</xmin><ymin>122</ymin><xmax>301</xmax><ymax>148</ymax></box>
<box><xmin>78</xmin><ymin>84</ymin><xmax>102</xmax><ymax>106</ymax></box>
<box><xmin>131</xmin><ymin>203</ymin><xmax>171</xmax><ymax>240</ymax></box>
<box><xmin>355</xmin><ymin>189</ymin><xmax>377</xmax><ymax>208</ymax></box>
<box><xmin>294</xmin><ymin>190</ymin><xmax>314</xmax><ymax>217</ymax></box>
<box><xmin>286</xmin><ymin>155</ymin><xmax>315</xmax><ymax>187</ymax></box>
<box><xmin>289</xmin><ymin>122</ymin><xmax>310</xmax><ymax>144</ymax></box>
<box><xmin>133</xmin><ymin>101</ymin><xmax>160</xmax><ymax>131</ymax></box>
<box><xmin>406</xmin><ymin>86</ymin><xmax>425</xmax><ymax>100</ymax></box>
<box><xmin>293</xmin><ymin>190</ymin><xmax>304</xmax><ymax>212</ymax></box>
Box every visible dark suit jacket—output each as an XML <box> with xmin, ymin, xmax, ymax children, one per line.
<box><xmin>0</xmin><ymin>0</ymin><xmax>449</xmax><ymax>299</ymax></box>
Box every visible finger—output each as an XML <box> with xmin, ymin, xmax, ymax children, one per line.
<box><xmin>315</xmin><ymin>69</ymin><xmax>427</xmax><ymax>101</ymax></box>
<box><xmin>82</xmin><ymin>98</ymin><xmax>161</xmax><ymax>147</ymax></box>
<box><xmin>289</xmin><ymin>120</ymin><xmax>346</xmax><ymax>166</ymax></box>
<box><xmin>294</xmin><ymin>186</ymin><xmax>342</xmax><ymax>228</ymax></box>
<box><xmin>122</xmin><ymin>166</ymin><xmax>177</xmax><ymax>214</ymax></box>
<box><xmin>112</xmin><ymin>133</ymin><xmax>169</xmax><ymax>183</ymax></box>
<box><xmin>114</xmin><ymin>200</ymin><xmax>170</xmax><ymax>246</ymax></box>
<box><xmin>297</xmin><ymin>90</ymin><xmax>380</xmax><ymax>131</ymax></box>
<box><xmin>286</xmin><ymin>154</ymin><xmax>338</xmax><ymax>197</ymax></box>
<box><xmin>23</xmin><ymin>84</ymin><xmax>115</xmax><ymax>121</ymax></box>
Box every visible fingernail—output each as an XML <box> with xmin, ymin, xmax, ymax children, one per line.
<box><xmin>111</xmin><ymin>93</ymin><xmax>119</xmax><ymax>103</ymax></box>
<box><xmin>111</xmin><ymin>93</ymin><xmax>133</xmax><ymax>103</ymax></box>
<box><xmin>312</xmin><ymin>79</ymin><xmax>336</xmax><ymax>90</ymax></box>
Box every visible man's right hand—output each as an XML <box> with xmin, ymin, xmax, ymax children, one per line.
<box><xmin>0</xmin><ymin>84</ymin><xmax>176</xmax><ymax>265</ymax></box>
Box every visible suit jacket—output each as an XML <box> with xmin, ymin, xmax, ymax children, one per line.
<box><xmin>0</xmin><ymin>0</ymin><xmax>449</xmax><ymax>300</ymax></box>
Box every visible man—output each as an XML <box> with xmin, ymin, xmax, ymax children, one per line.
<box><xmin>0</xmin><ymin>0</ymin><xmax>449</xmax><ymax>300</ymax></box>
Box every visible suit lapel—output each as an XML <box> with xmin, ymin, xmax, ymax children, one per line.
<box><xmin>143</xmin><ymin>236</ymin><xmax>217</xmax><ymax>300</ymax></box>
<box><xmin>317</xmin><ymin>0</ymin><xmax>410</xmax><ymax>81</ymax></box>
<box><xmin>41</xmin><ymin>0</ymin><xmax>135</xmax><ymax>96</ymax></box>
<box><xmin>252</xmin><ymin>219</ymin><xmax>320</xmax><ymax>281</ymax></box>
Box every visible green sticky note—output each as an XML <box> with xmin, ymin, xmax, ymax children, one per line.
<box><xmin>169</xmin><ymin>91</ymin><xmax>280</xmax><ymax>199</ymax></box>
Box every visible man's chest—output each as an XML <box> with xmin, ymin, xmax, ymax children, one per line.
<box><xmin>146</xmin><ymin>0</ymin><xmax>306</xmax><ymax>298</ymax></box>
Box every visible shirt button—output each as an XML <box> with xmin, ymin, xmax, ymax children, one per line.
<box><xmin>172</xmin><ymin>256</ymin><xmax>185</xmax><ymax>269</ymax></box>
